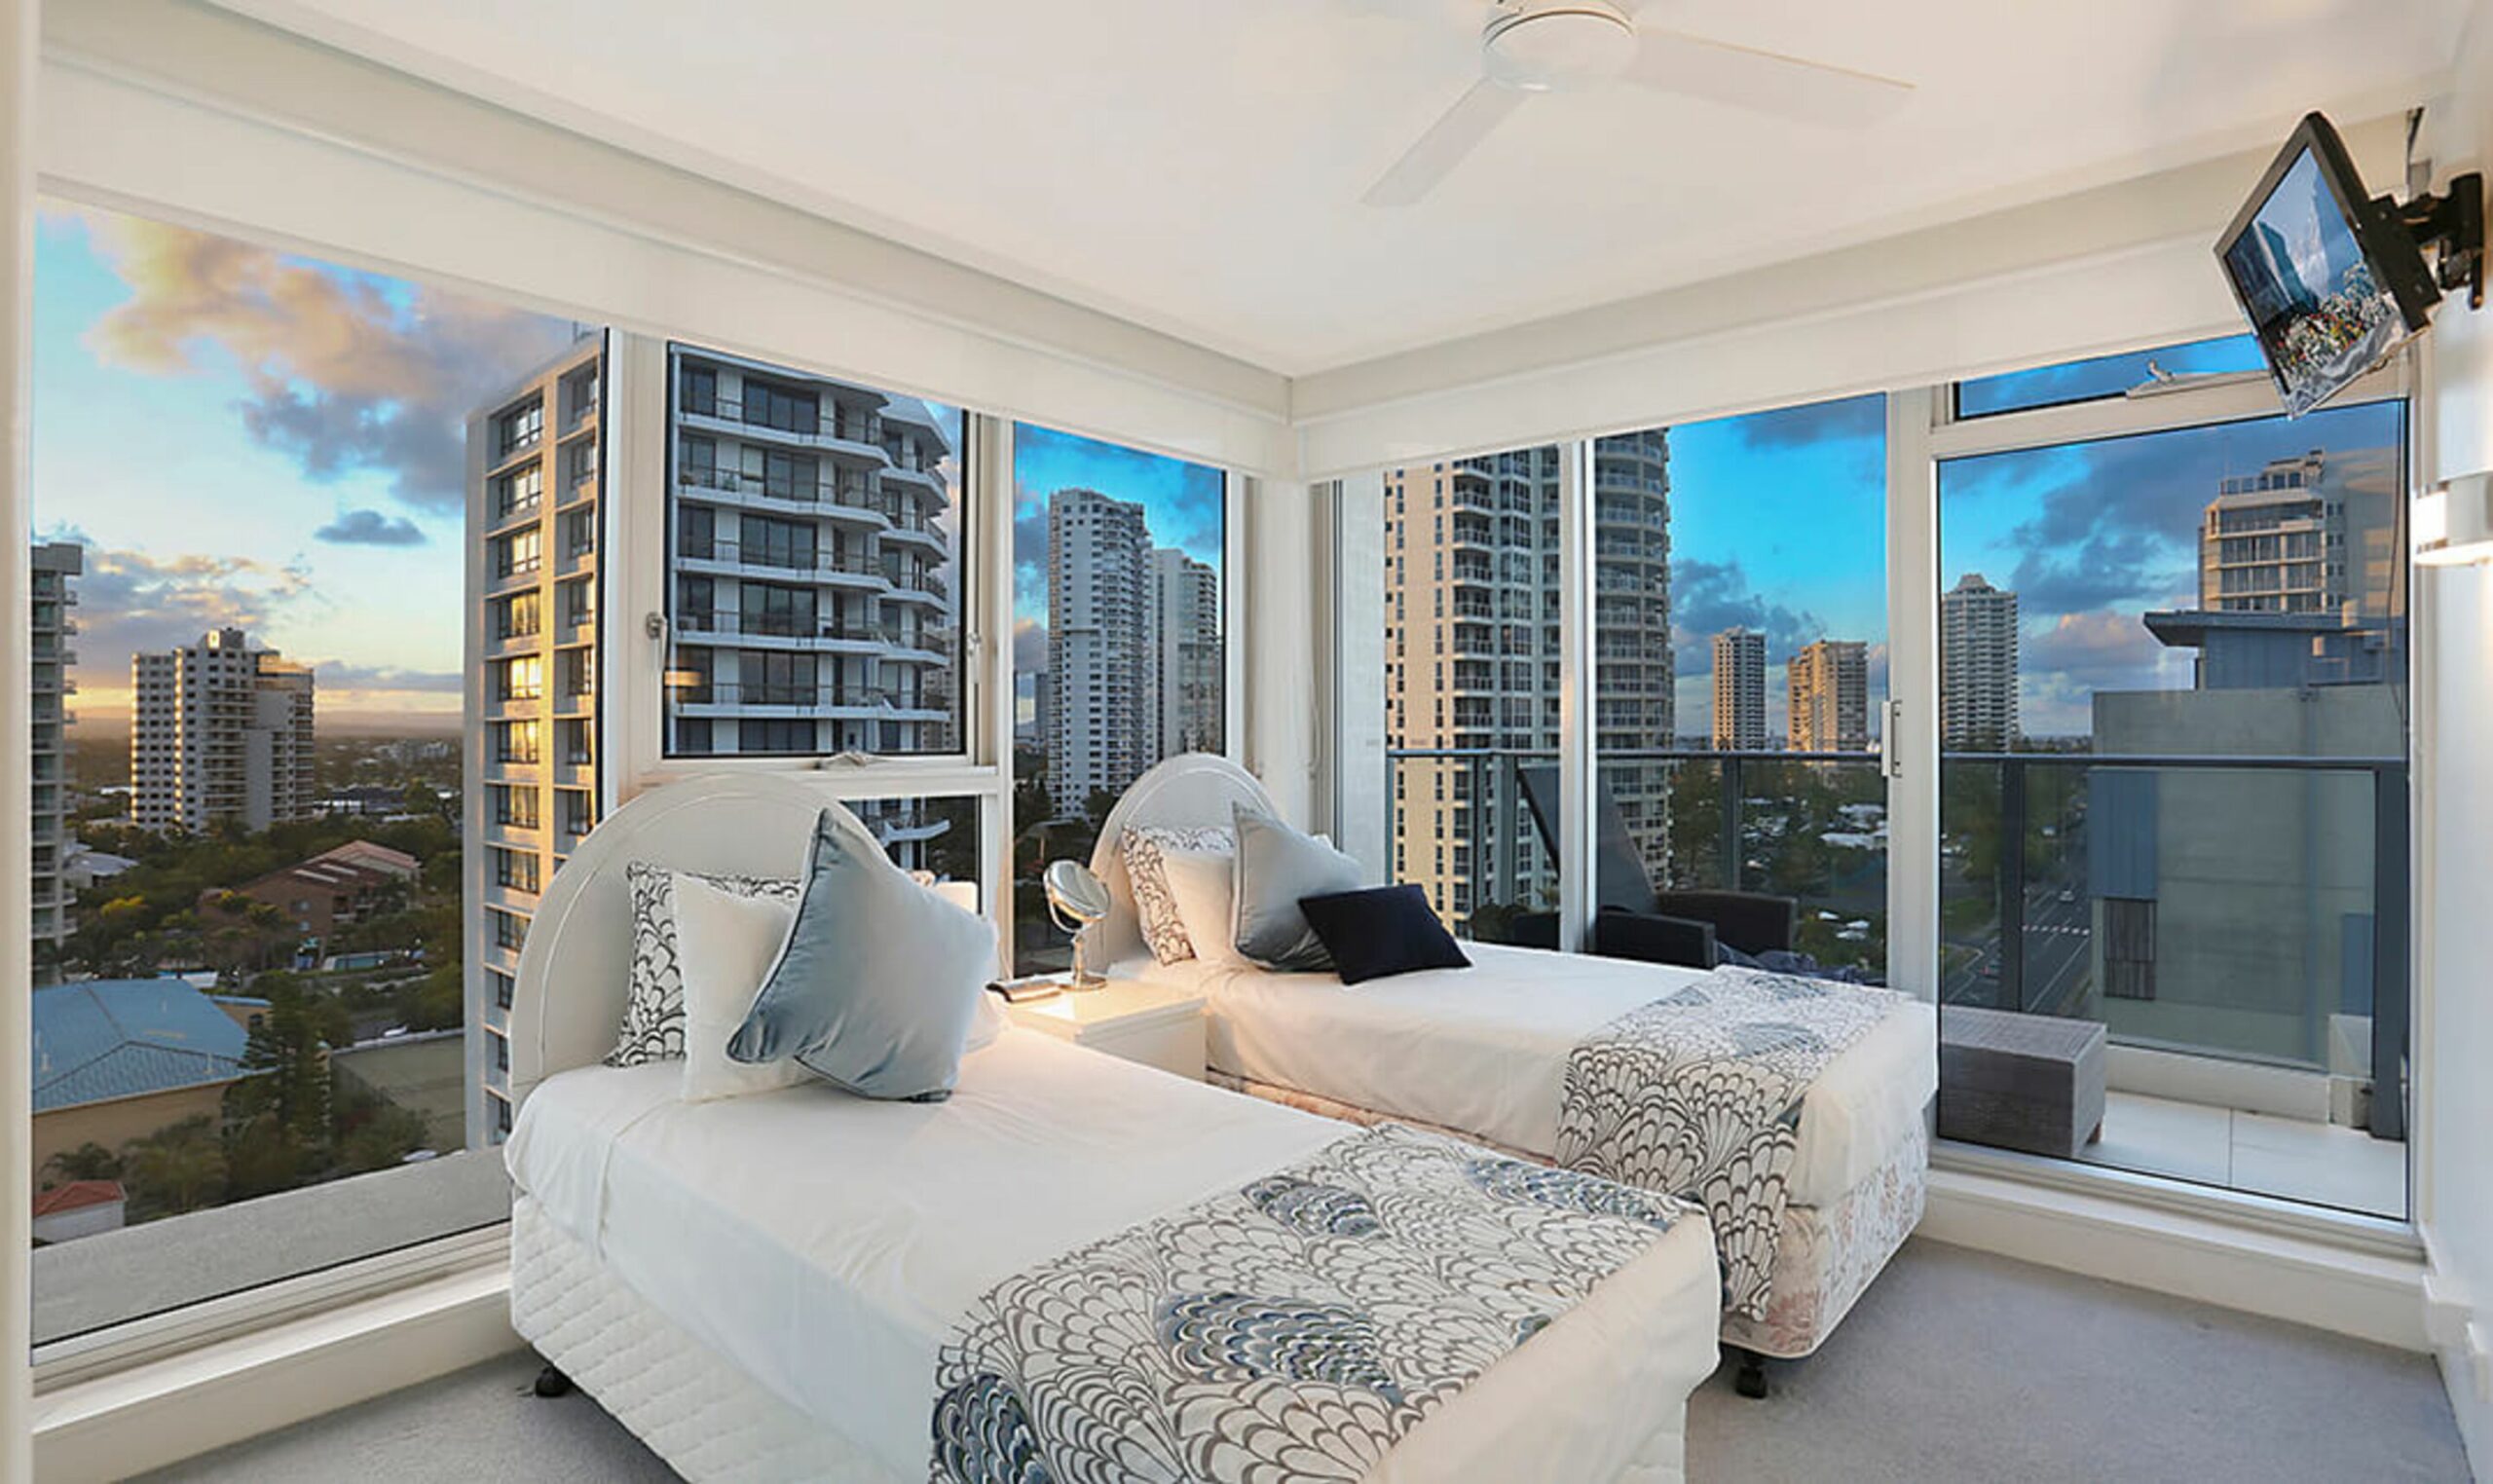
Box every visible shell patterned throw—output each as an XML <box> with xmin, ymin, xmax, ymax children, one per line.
<box><xmin>929</xmin><ymin>1124</ymin><xmax>1690</xmax><ymax>1484</ymax></box>
<box><xmin>1553</xmin><ymin>967</ymin><xmax>1902</xmax><ymax>1320</ymax></box>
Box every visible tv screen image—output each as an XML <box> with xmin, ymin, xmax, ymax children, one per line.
<box><xmin>2217</xmin><ymin>113</ymin><xmax>2437</xmax><ymax>419</ymax></box>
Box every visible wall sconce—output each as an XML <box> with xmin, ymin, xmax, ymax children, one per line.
<box><xmin>2416</xmin><ymin>472</ymin><xmax>2493</xmax><ymax>568</ymax></box>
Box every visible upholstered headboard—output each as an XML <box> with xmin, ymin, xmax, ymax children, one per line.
<box><xmin>506</xmin><ymin>773</ymin><xmax>883</xmax><ymax>1108</ymax></box>
<box><xmin>1085</xmin><ymin>753</ymin><xmax>1276</xmax><ymax>968</ymax></box>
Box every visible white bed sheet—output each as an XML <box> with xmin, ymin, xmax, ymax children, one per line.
<box><xmin>508</xmin><ymin>1029</ymin><xmax>1339</xmax><ymax>1478</ymax></box>
<box><xmin>506</xmin><ymin>1023</ymin><xmax>1720</xmax><ymax>1482</ymax></box>
<box><xmin>1134</xmin><ymin>943</ymin><xmax>1936</xmax><ymax>1208</ymax></box>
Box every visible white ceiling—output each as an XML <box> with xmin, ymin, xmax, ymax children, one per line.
<box><xmin>210</xmin><ymin>0</ymin><xmax>2470</xmax><ymax>377</ymax></box>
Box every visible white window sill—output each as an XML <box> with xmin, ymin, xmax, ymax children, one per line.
<box><xmin>33</xmin><ymin>1250</ymin><xmax>520</xmax><ymax>1483</ymax></box>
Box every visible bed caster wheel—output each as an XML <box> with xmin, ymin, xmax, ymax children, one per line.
<box><xmin>1732</xmin><ymin>1351</ymin><xmax>1770</xmax><ymax>1400</ymax></box>
<box><xmin>534</xmin><ymin>1364</ymin><xmax>575</xmax><ymax>1398</ymax></box>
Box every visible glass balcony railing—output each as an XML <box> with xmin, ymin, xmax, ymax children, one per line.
<box><xmin>1939</xmin><ymin>751</ymin><xmax>2407</xmax><ymax>1138</ymax></box>
<box><xmin>1384</xmin><ymin>747</ymin><xmax>1888</xmax><ymax>978</ymax></box>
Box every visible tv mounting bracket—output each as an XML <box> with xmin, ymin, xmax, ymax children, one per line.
<box><xmin>2384</xmin><ymin>170</ymin><xmax>2485</xmax><ymax>311</ymax></box>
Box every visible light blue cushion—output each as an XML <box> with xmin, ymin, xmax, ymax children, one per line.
<box><xmin>1230</xmin><ymin>802</ymin><xmax>1364</xmax><ymax>972</ymax></box>
<box><xmin>727</xmin><ymin>809</ymin><xmax>997</xmax><ymax>1101</ymax></box>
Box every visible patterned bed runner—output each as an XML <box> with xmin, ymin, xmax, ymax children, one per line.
<box><xmin>1553</xmin><ymin>968</ymin><xmax>1902</xmax><ymax>1322</ymax></box>
<box><xmin>930</xmin><ymin>1124</ymin><xmax>1693</xmax><ymax>1484</ymax></box>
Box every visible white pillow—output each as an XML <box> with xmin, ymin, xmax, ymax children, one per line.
<box><xmin>674</xmin><ymin>872</ymin><xmax>812</xmax><ymax>1103</ymax></box>
<box><xmin>1120</xmin><ymin>825</ymin><xmax>1234</xmax><ymax>963</ymax></box>
<box><xmin>1160</xmin><ymin>847</ymin><xmax>1250</xmax><ymax>969</ymax></box>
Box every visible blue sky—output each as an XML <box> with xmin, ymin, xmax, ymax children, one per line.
<box><xmin>1010</xmin><ymin>422</ymin><xmax>1226</xmax><ymax>669</ymax></box>
<box><xmin>1940</xmin><ymin>395</ymin><xmax>2403</xmax><ymax>736</ymax></box>
<box><xmin>33</xmin><ymin>203</ymin><xmax>576</xmax><ymax>729</ymax></box>
<box><xmin>1658</xmin><ymin>394</ymin><xmax>1887</xmax><ymax>737</ymax></box>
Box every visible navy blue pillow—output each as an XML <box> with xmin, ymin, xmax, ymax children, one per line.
<box><xmin>1295</xmin><ymin>885</ymin><xmax>1471</xmax><ymax>985</ymax></box>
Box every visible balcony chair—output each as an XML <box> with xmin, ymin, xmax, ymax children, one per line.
<box><xmin>1500</xmin><ymin>764</ymin><xmax>1797</xmax><ymax>971</ymax></box>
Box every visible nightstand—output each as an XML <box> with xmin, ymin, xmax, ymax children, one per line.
<box><xmin>1000</xmin><ymin>978</ymin><xmax>1207</xmax><ymax>1081</ymax></box>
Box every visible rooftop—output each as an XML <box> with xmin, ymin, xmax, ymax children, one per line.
<box><xmin>33</xmin><ymin>1181</ymin><xmax>127</xmax><ymax>1218</ymax></box>
<box><xmin>31</xmin><ymin>979</ymin><xmax>263</xmax><ymax>1113</ymax></box>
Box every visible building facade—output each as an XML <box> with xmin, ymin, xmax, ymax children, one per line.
<box><xmin>1940</xmin><ymin>573</ymin><xmax>2020</xmax><ymax>749</ymax></box>
<box><xmin>1046</xmin><ymin>489</ymin><xmax>1154</xmax><ymax>810</ymax></box>
<box><xmin>1151</xmin><ymin>546</ymin><xmax>1223</xmax><ymax>759</ymax></box>
<box><xmin>130</xmin><ymin>628</ymin><xmax>315</xmax><ymax>834</ymax></box>
<box><xmin>1384</xmin><ymin>432</ymin><xmax>1675</xmax><ymax>933</ymax></box>
<box><xmin>1592</xmin><ymin>431</ymin><xmax>1677</xmax><ymax>884</ymax></box>
<box><xmin>33</xmin><ymin>541</ymin><xmax>80</xmax><ymax>974</ymax></box>
<box><xmin>2199</xmin><ymin>448</ymin><xmax>2399</xmax><ymax>619</ymax></box>
<box><xmin>1789</xmin><ymin>638</ymin><xmax>1870</xmax><ymax>753</ymax></box>
<box><xmin>1711</xmin><ymin>628</ymin><xmax>1767</xmax><ymax>752</ymax></box>
<box><xmin>466</xmin><ymin>336</ymin><xmax>605</xmax><ymax>1146</ymax></box>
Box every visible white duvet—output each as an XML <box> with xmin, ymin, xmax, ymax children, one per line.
<box><xmin>1133</xmin><ymin>942</ymin><xmax>1937</xmax><ymax>1208</ymax></box>
<box><xmin>507</xmin><ymin>1025</ymin><xmax>1721</xmax><ymax>1482</ymax></box>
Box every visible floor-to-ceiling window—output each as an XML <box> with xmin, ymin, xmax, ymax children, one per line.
<box><xmin>1935</xmin><ymin>340</ymin><xmax>2408</xmax><ymax>1217</ymax></box>
<box><xmin>1008</xmin><ymin>425</ymin><xmax>1226</xmax><ymax>976</ymax></box>
<box><xmin>1374</xmin><ymin>401</ymin><xmax>1890</xmax><ymax>979</ymax></box>
<box><xmin>24</xmin><ymin>201</ymin><xmax>605</xmax><ymax>1347</ymax></box>
<box><xmin>1591</xmin><ymin>398</ymin><xmax>1890</xmax><ymax>978</ymax></box>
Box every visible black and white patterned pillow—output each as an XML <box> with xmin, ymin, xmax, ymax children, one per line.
<box><xmin>606</xmin><ymin>862</ymin><xmax>801</xmax><ymax>1067</ymax></box>
<box><xmin>1119</xmin><ymin>826</ymin><xmax>1233</xmax><ymax>965</ymax></box>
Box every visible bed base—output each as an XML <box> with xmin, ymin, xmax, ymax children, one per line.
<box><xmin>512</xmin><ymin>1194</ymin><xmax>908</xmax><ymax>1483</ymax></box>
<box><xmin>1207</xmin><ymin>1069</ymin><xmax>1929</xmax><ymax>1372</ymax></box>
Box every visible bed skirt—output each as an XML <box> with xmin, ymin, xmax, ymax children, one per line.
<box><xmin>511</xmin><ymin>1194</ymin><xmax>904</xmax><ymax>1483</ymax></box>
<box><xmin>1206</xmin><ymin>1070</ymin><xmax>1929</xmax><ymax>1361</ymax></box>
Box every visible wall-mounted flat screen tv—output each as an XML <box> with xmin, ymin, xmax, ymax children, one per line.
<box><xmin>2216</xmin><ymin>112</ymin><xmax>2439</xmax><ymax>418</ymax></box>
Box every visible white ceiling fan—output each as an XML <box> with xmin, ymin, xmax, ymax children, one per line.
<box><xmin>1363</xmin><ymin>0</ymin><xmax>1915</xmax><ymax>206</ymax></box>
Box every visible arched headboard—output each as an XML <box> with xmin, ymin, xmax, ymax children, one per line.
<box><xmin>1084</xmin><ymin>753</ymin><xmax>1276</xmax><ymax>968</ymax></box>
<box><xmin>506</xmin><ymin>773</ymin><xmax>883</xmax><ymax>1107</ymax></box>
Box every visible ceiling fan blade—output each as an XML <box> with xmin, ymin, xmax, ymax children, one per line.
<box><xmin>1363</xmin><ymin>79</ymin><xmax>1528</xmax><ymax>207</ymax></box>
<box><xmin>1624</xmin><ymin>28</ymin><xmax>1912</xmax><ymax>127</ymax></box>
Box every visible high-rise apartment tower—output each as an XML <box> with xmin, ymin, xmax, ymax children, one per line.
<box><xmin>1789</xmin><ymin>638</ymin><xmax>1870</xmax><ymax>753</ymax></box>
<box><xmin>1711</xmin><ymin>628</ymin><xmax>1767</xmax><ymax>752</ymax></box>
<box><xmin>32</xmin><ymin>541</ymin><xmax>81</xmax><ymax>971</ymax></box>
<box><xmin>465</xmin><ymin>335</ymin><xmax>605</xmax><ymax>1146</ymax></box>
<box><xmin>130</xmin><ymin>628</ymin><xmax>315</xmax><ymax>834</ymax></box>
<box><xmin>1941</xmin><ymin>573</ymin><xmax>2020</xmax><ymax>748</ymax></box>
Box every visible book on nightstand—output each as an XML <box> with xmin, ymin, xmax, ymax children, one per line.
<box><xmin>986</xmin><ymin>975</ymin><xmax>1068</xmax><ymax>1005</ymax></box>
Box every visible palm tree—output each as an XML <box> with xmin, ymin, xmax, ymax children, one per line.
<box><xmin>121</xmin><ymin>1117</ymin><xmax>228</xmax><ymax>1218</ymax></box>
<box><xmin>42</xmin><ymin>1142</ymin><xmax>121</xmax><ymax>1186</ymax></box>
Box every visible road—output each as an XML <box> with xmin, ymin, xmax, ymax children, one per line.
<box><xmin>1941</xmin><ymin>869</ymin><xmax>2095</xmax><ymax>1012</ymax></box>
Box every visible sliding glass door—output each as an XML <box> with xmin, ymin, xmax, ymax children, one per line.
<box><xmin>1932</xmin><ymin>343</ymin><xmax>2409</xmax><ymax>1218</ymax></box>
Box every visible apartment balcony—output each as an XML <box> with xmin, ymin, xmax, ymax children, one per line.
<box><xmin>678</xmin><ymin>400</ymin><xmax>891</xmax><ymax>466</ymax></box>
<box><xmin>676</xmin><ymin>610</ymin><xmax>889</xmax><ymax>652</ymax></box>
<box><xmin>878</xmin><ymin>460</ymin><xmax>949</xmax><ymax>503</ymax></box>
<box><xmin>671</xmin><ymin>683</ymin><xmax>948</xmax><ymax>723</ymax></box>
<box><xmin>1937</xmin><ymin>750</ymin><xmax>2407</xmax><ymax>1217</ymax></box>
<box><xmin>879</xmin><ymin>572</ymin><xmax>948</xmax><ymax>608</ymax></box>
<box><xmin>878</xmin><ymin>520</ymin><xmax>949</xmax><ymax>556</ymax></box>
<box><xmin>676</xmin><ymin>464</ymin><xmax>891</xmax><ymax>525</ymax></box>
<box><xmin>675</xmin><ymin>541</ymin><xmax>889</xmax><ymax>590</ymax></box>
<box><xmin>1387</xmin><ymin>743</ymin><xmax>2405</xmax><ymax>1220</ymax></box>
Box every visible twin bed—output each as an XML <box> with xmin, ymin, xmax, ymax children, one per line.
<box><xmin>503</xmin><ymin>774</ymin><xmax>1725</xmax><ymax>1483</ymax></box>
<box><xmin>1090</xmin><ymin>755</ymin><xmax>1936</xmax><ymax>1376</ymax></box>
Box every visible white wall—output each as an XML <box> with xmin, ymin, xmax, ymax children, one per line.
<box><xmin>2421</xmin><ymin>2</ymin><xmax>2493</xmax><ymax>1471</ymax></box>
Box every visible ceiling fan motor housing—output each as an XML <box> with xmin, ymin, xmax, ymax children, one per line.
<box><xmin>1484</xmin><ymin>1</ymin><xmax>1637</xmax><ymax>93</ymax></box>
